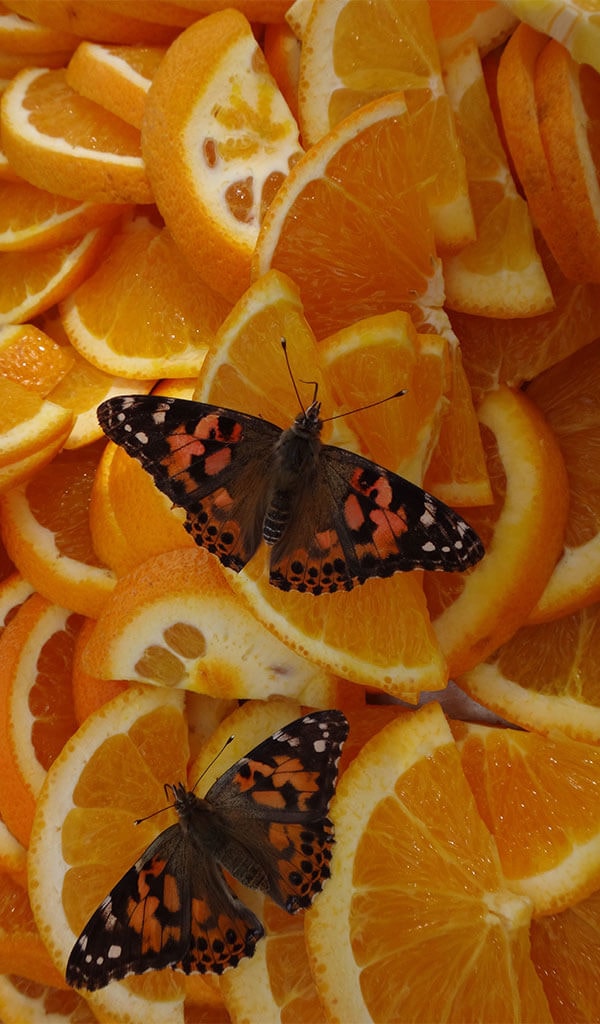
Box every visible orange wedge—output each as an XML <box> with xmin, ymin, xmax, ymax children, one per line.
<box><xmin>263</xmin><ymin>20</ymin><xmax>301</xmax><ymax>123</ymax></box>
<box><xmin>526</xmin><ymin>339</ymin><xmax>600</xmax><ymax>621</ymax></box>
<box><xmin>531</xmin><ymin>888</ymin><xmax>600</xmax><ymax>1021</ymax></box>
<box><xmin>424</xmin><ymin>385</ymin><xmax>569</xmax><ymax>678</ymax></box>
<box><xmin>1</xmin><ymin>68</ymin><xmax>153</xmax><ymax>203</ymax></box>
<box><xmin>429</xmin><ymin>0</ymin><xmax>517</xmax><ymax>59</ymax></box>
<box><xmin>66</xmin><ymin>41</ymin><xmax>166</xmax><ymax>129</ymax></box>
<box><xmin>297</xmin><ymin>0</ymin><xmax>474</xmax><ymax>249</ymax></box>
<box><xmin>455</xmin><ymin>721</ymin><xmax>600</xmax><ymax>915</ymax></box>
<box><xmin>442</xmin><ymin>38</ymin><xmax>553</xmax><ymax>317</ymax></box>
<box><xmin>305</xmin><ymin>703</ymin><xmax>551</xmax><ymax>1023</ymax></box>
<box><xmin>0</xmin><ymin>223</ymin><xmax>112</xmax><ymax>325</ymax></box>
<box><xmin>0</xmin><ymin>3</ymin><xmax>79</xmax><ymax>53</ymax></box>
<box><xmin>0</xmin><ymin>377</ymin><xmax>73</xmax><ymax>493</ymax></box>
<box><xmin>0</xmin><ymin>974</ymin><xmax>92</xmax><ymax>1024</ymax></box>
<box><xmin>81</xmin><ymin>547</ymin><xmax>339</xmax><ymax>707</ymax></box>
<box><xmin>142</xmin><ymin>9</ymin><xmax>303</xmax><ymax>302</ymax></box>
<box><xmin>2</xmin><ymin>0</ymin><xmax>179</xmax><ymax>45</ymax></box>
<box><xmin>0</xmin><ymin>440</ymin><xmax>116</xmax><ymax>618</ymax></box>
<box><xmin>0</xmin><ymin>323</ymin><xmax>73</xmax><ymax>394</ymax></box>
<box><xmin>502</xmin><ymin>0</ymin><xmax>600</xmax><ymax>74</ymax></box>
<box><xmin>0</xmin><ymin>179</ymin><xmax>122</xmax><ymax>251</ymax></box>
<box><xmin>0</xmin><ymin>870</ymin><xmax>69</xmax><ymax>989</ymax></box>
<box><xmin>60</xmin><ymin>216</ymin><xmax>229</xmax><ymax>379</ymax></box>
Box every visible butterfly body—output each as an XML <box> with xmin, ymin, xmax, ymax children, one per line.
<box><xmin>66</xmin><ymin>711</ymin><xmax>348</xmax><ymax>990</ymax></box>
<box><xmin>98</xmin><ymin>393</ymin><xmax>484</xmax><ymax>595</ymax></box>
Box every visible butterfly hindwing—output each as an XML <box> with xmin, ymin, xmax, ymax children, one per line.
<box><xmin>97</xmin><ymin>395</ymin><xmax>281</xmax><ymax>570</ymax></box>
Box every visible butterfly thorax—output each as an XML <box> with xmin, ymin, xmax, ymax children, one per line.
<box><xmin>263</xmin><ymin>401</ymin><xmax>323</xmax><ymax>547</ymax></box>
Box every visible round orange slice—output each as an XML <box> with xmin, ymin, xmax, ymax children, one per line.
<box><xmin>142</xmin><ymin>8</ymin><xmax>303</xmax><ymax>303</ymax></box>
<box><xmin>1</xmin><ymin>67</ymin><xmax>153</xmax><ymax>203</ymax></box>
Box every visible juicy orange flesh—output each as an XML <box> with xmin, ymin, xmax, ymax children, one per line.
<box><xmin>25</xmin><ymin>70</ymin><xmax>143</xmax><ymax>156</ymax></box>
<box><xmin>7</xmin><ymin>977</ymin><xmax>92</xmax><ymax>1019</ymax></box>
<box><xmin>104</xmin><ymin>44</ymin><xmax>166</xmax><ymax>80</ymax></box>
<box><xmin>527</xmin><ymin>341</ymin><xmax>600</xmax><ymax>549</ymax></box>
<box><xmin>0</xmin><ymin>871</ymin><xmax>37</xmax><ymax>931</ymax></box>
<box><xmin>266</xmin><ymin>115</ymin><xmax>437</xmax><ymax>340</ymax></box>
<box><xmin>0</xmin><ymin>330</ymin><xmax>74</xmax><ymax>395</ymax></box>
<box><xmin>29</xmin><ymin>612</ymin><xmax>83</xmax><ymax>771</ymax></box>
<box><xmin>530</xmin><ymin>889</ymin><xmax>600</xmax><ymax>1023</ymax></box>
<box><xmin>0</xmin><ymin>238</ymin><xmax>96</xmax><ymax>310</ymax></box>
<box><xmin>25</xmin><ymin>440</ymin><xmax>106</xmax><ymax>565</ymax></box>
<box><xmin>459</xmin><ymin>729</ymin><xmax>600</xmax><ymax>878</ymax></box>
<box><xmin>493</xmin><ymin>604</ymin><xmax>600</xmax><ymax>705</ymax></box>
<box><xmin>263</xmin><ymin>903</ymin><xmax>323</xmax><ymax>1022</ymax></box>
<box><xmin>0</xmin><ymin>379</ymin><xmax>43</xmax><ymax>431</ymax></box>
<box><xmin>429</xmin><ymin>0</ymin><xmax>495</xmax><ymax>38</ymax></box>
<box><xmin>62</xmin><ymin>705</ymin><xmax>189</xmax><ymax>933</ymax></box>
<box><xmin>349</xmin><ymin>742</ymin><xmax>537</xmax><ymax>1020</ymax></box>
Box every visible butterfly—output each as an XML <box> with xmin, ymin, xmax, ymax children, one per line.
<box><xmin>97</xmin><ymin>391</ymin><xmax>484</xmax><ymax>595</ymax></box>
<box><xmin>66</xmin><ymin>709</ymin><xmax>349</xmax><ymax>990</ymax></box>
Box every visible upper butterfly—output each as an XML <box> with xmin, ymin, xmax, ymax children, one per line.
<box><xmin>97</xmin><ymin>392</ymin><xmax>484</xmax><ymax>595</ymax></box>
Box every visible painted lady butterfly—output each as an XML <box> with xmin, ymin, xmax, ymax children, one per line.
<box><xmin>97</xmin><ymin>392</ymin><xmax>484</xmax><ymax>595</ymax></box>
<box><xmin>66</xmin><ymin>710</ymin><xmax>348</xmax><ymax>990</ymax></box>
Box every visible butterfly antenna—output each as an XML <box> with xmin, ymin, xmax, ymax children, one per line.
<box><xmin>322</xmin><ymin>389</ymin><xmax>407</xmax><ymax>422</ymax></box>
<box><xmin>190</xmin><ymin>734</ymin><xmax>235</xmax><ymax>793</ymax></box>
<box><xmin>133</xmin><ymin>790</ymin><xmax>176</xmax><ymax>826</ymax></box>
<box><xmin>281</xmin><ymin>338</ymin><xmax>309</xmax><ymax>413</ymax></box>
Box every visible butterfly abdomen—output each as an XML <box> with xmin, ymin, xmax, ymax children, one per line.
<box><xmin>263</xmin><ymin>419</ymin><xmax>322</xmax><ymax>546</ymax></box>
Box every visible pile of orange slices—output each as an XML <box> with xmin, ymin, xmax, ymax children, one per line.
<box><xmin>1</xmin><ymin>1</ymin><xmax>600</xmax><ymax>1021</ymax></box>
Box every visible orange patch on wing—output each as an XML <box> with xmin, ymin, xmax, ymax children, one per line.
<box><xmin>163</xmin><ymin>873</ymin><xmax>181</xmax><ymax>913</ymax></box>
<box><xmin>251</xmin><ymin>788</ymin><xmax>287</xmax><ymax>809</ymax></box>
<box><xmin>190</xmin><ymin>896</ymin><xmax>213</xmax><ymax>930</ymax></box>
<box><xmin>204</xmin><ymin>447</ymin><xmax>233</xmax><ymax>476</ymax></box>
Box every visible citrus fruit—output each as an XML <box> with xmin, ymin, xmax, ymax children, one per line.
<box><xmin>28</xmin><ymin>684</ymin><xmax>190</xmax><ymax>1023</ymax></box>
<box><xmin>0</xmin><ymin>973</ymin><xmax>94</xmax><ymax>1024</ymax></box>
<box><xmin>0</xmin><ymin>810</ymin><xmax>27</xmax><ymax>887</ymax></box>
<box><xmin>496</xmin><ymin>22</ymin><xmax>591</xmax><ymax>281</ymax></box>
<box><xmin>0</xmin><ymin>593</ymin><xmax>82</xmax><ymax>847</ymax></box>
<box><xmin>263</xmin><ymin>20</ymin><xmax>301</xmax><ymax>123</ymax></box>
<box><xmin>442</xmin><ymin>38</ymin><xmax>553</xmax><ymax>317</ymax></box>
<box><xmin>501</xmin><ymin>0</ymin><xmax>600</xmax><ymax>74</ymax></box>
<box><xmin>424</xmin><ymin>385</ymin><xmax>569</xmax><ymax>678</ymax></box>
<box><xmin>60</xmin><ymin>215</ymin><xmax>229</xmax><ymax>379</ymax></box>
<box><xmin>458</xmin><ymin>598</ymin><xmax>600</xmax><ymax>743</ymax></box>
<box><xmin>0</xmin><ymin>440</ymin><xmax>116</xmax><ymax>619</ymax></box>
<box><xmin>455</xmin><ymin>720</ymin><xmax>600</xmax><ymax>914</ymax></box>
<box><xmin>526</xmin><ymin>338</ymin><xmax>600</xmax><ymax>622</ymax></box>
<box><xmin>0</xmin><ymin>573</ymin><xmax>34</xmax><ymax>641</ymax></box>
<box><xmin>0</xmin><ymin>870</ymin><xmax>69</xmax><ymax>989</ymax></box>
<box><xmin>1</xmin><ymin>67</ymin><xmax>153</xmax><ymax>203</ymax></box>
<box><xmin>66</xmin><ymin>41</ymin><xmax>166</xmax><ymax>129</ymax></box>
<box><xmin>0</xmin><ymin>377</ymin><xmax>73</xmax><ymax>493</ymax></box>
<box><xmin>297</xmin><ymin>0</ymin><xmax>474</xmax><ymax>249</ymax></box>
<box><xmin>71</xmin><ymin>618</ymin><xmax>129</xmax><ymax>727</ymax></box>
<box><xmin>0</xmin><ymin>223</ymin><xmax>113</xmax><ymax>325</ymax></box>
<box><xmin>2</xmin><ymin>0</ymin><xmax>178</xmax><ymax>46</ymax></box>
<box><xmin>305</xmin><ymin>702</ymin><xmax>551</xmax><ymax>1023</ymax></box>
<box><xmin>530</xmin><ymin>887</ymin><xmax>600</xmax><ymax>1021</ymax></box>
<box><xmin>142</xmin><ymin>9</ymin><xmax>303</xmax><ymax>302</ymax></box>
<box><xmin>0</xmin><ymin>3</ymin><xmax>79</xmax><ymax>53</ymax></box>
<box><xmin>194</xmin><ymin>269</ymin><xmax>446</xmax><ymax>698</ymax></box>
<box><xmin>0</xmin><ymin>179</ymin><xmax>122</xmax><ymax>251</ymax></box>
<box><xmin>0</xmin><ymin>323</ymin><xmax>73</xmax><ymax>394</ymax></box>
<box><xmin>429</xmin><ymin>0</ymin><xmax>517</xmax><ymax>59</ymax></box>
<box><xmin>81</xmin><ymin>547</ymin><xmax>339</xmax><ymax>707</ymax></box>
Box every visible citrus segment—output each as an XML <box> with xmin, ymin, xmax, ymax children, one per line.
<box><xmin>530</xmin><ymin>887</ymin><xmax>600</xmax><ymax>1022</ymax></box>
<box><xmin>0</xmin><ymin>440</ymin><xmax>116</xmax><ymax>619</ymax></box>
<box><xmin>424</xmin><ymin>386</ymin><xmax>569</xmax><ymax>678</ymax></box>
<box><xmin>0</xmin><ymin>377</ymin><xmax>73</xmax><ymax>491</ymax></box>
<box><xmin>297</xmin><ymin>0</ymin><xmax>474</xmax><ymax>248</ymax></box>
<box><xmin>442</xmin><ymin>38</ymin><xmax>553</xmax><ymax>317</ymax></box>
<box><xmin>458</xmin><ymin>600</ymin><xmax>600</xmax><ymax>744</ymax></box>
<box><xmin>254</xmin><ymin>93</ymin><xmax>444</xmax><ymax>340</ymax></box>
<box><xmin>501</xmin><ymin>0</ymin><xmax>600</xmax><ymax>74</ymax></box>
<box><xmin>81</xmin><ymin>548</ymin><xmax>339</xmax><ymax>707</ymax></box>
<box><xmin>28</xmin><ymin>685</ymin><xmax>188</xmax><ymax>1022</ymax></box>
<box><xmin>430</xmin><ymin>0</ymin><xmax>517</xmax><ymax>59</ymax></box>
<box><xmin>455</xmin><ymin>721</ymin><xmax>600</xmax><ymax>914</ymax></box>
<box><xmin>0</xmin><ymin>224</ymin><xmax>113</xmax><ymax>325</ymax></box>
<box><xmin>66</xmin><ymin>41</ymin><xmax>166</xmax><ymax>129</ymax></box>
<box><xmin>142</xmin><ymin>9</ymin><xmax>303</xmax><ymax>302</ymax></box>
<box><xmin>0</xmin><ymin>594</ymin><xmax>82</xmax><ymax>847</ymax></box>
<box><xmin>2</xmin><ymin>0</ymin><xmax>178</xmax><ymax>46</ymax></box>
<box><xmin>0</xmin><ymin>179</ymin><xmax>122</xmax><ymax>251</ymax></box>
<box><xmin>60</xmin><ymin>217</ymin><xmax>229</xmax><ymax>379</ymax></box>
<box><xmin>1</xmin><ymin>67</ymin><xmax>152</xmax><ymax>203</ymax></box>
<box><xmin>0</xmin><ymin>323</ymin><xmax>73</xmax><ymax>394</ymax></box>
<box><xmin>0</xmin><ymin>871</ymin><xmax>70</xmax><ymax>989</ymax></box>
<box><xmin>526</xmin><ymin>339</ymin><xmax>600</xmax><ymax>622</ymax></box>
<box><xmin>305</xmin><ymin>702</ymin><xmax>551</xmax><ymax>1023</ymax></box>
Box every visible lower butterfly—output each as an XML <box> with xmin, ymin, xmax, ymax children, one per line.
<box><xmin>66</xmin><ymin>710</ymin><xmax>349</xmax><ymax>990</ymax></box>
<box><xmin>97</xmin><ymin>388</ymin><xmax>484</xmax><ymax>595</ymax></box>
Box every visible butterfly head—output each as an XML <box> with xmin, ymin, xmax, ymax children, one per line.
<box><xmin>292</xmin><ymin>399</ymin><xmax>323</xmax><ymax>439</ymax></box>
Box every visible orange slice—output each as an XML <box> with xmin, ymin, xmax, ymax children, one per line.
<box><xmin>0</xmin><ymin>223</ymin><xmax>112</xmax><ymax>325</ymax></box>
<box><xmin>142</xmin><ymin>9</ymin><xmax>303</xmax><ymax>303</ymax></box>
<box><xmin>424</xmin><ymin>385</ymin><xmax>569</xmax><ymax>678</ymax></box>
<box><xmin>254</xmin><ymin>92</ymin><xmax>443</xmax><ymax>339</ymax></box>
<box><xmin>263</xmin><ymin>20</ymin><xmax>301</xmax><ymax>123</ymax></box>
<box><xmin>81</xmin><ymin>547</ymin><xmax>339</xmax><ymax>707</ymax></box>
<box><xmin>71</xmin><ymin>618</ymin><xmax>129</xmax><ymax>726</ymax></box>
<box><xmin>1</xmin><ymin>67</ymin><xmax>153</xmax><ymax>203</ymax></box>
<box><xmin>531</xmin><ymin>888</ymin><xmax>600</xmax><ymax>1021</ymax></box>
<box><xmin>0</xmin><ymin>178</ymin><xmax>122</xmax><ymax>251</ymax></box>
<box><xmin>0</xmin><ymin>377</ymin><xmax>73</xmax><ymax>493</ymax></box>
<box><xmin>0</xmin><ymin>870</ymin><xmax>69</xmax><ymax>989</ymax></box>
<box><xmin>297</xmin><ymin>0</ymin><xmax>474</xmax><ymax>249</ymax></box>
<box><xmin>193</xmin><ymin>269</ymin><xmax>446</xmax><ymax>697</ymax></box>
<box><xmin>0</xmin><ymin>323</ymin><xmax>73</xmax><ymax>394</ymax></box>
<box><xmin>441</xmin><ymin>38</ymin><xmax>553</xmax><ymax>317</ymax></box>
<box><xmin>455</xmin><ymin>721</ymin><xmax>600</xmax><ymax>914</ymax></box>
<box><xmin>0</xmin><ymin>593</ymin><xmax>82</xmax><ymax>847</ymax></box>
<box><xmin>0</xmin><ymin>3</ymin><xmax>79</xmax><ymax>53</ymax></box>
<box><xmin>429</xmin><ymin>0</ymin><xmax>517</xmax><ymax>59</ymax></box>
<box><xmin>526</xmin><ymin>339</ymin><xmax>600</xmax><ymax>622</ymax></box>
<box><xmin>28</xmin><ymin>684</ymin><xmax>190</xmax><ymax>1023</ymax></box>
<box><xmin>66</xmin><ymin>41</ymin><xmax>166</xmax><ymax>129</ymax></box>
<box><xmin>2</xmin><ymin>0</ymin><xmax>179</xmax><ymax>45</ymax></box>
<box><xmin>305</xmin><ymin>702</ymin><xmax>551</xmax><ymax>1023</ymax></box>
<box><xmin>0</xmin><ymin>440</ymin><xmax>116</xmax><ymax>618</ymax></box>
<box><xmin>534</xmin><ymin>38</ymin><xmax>600</xmax><ymax>282</ymax></box>
<box><xmin>0</xmin><ymin>974</ymin><xmax>93</xmax><ymax>1024</ymax></box>
<box><xmin>501</xmin><ymin>0</ymin><xmax>600</xmax><ymax>74</ymax></box>
<box><xmin>60</xmin><ymin>215</ymin><xmax>229</xmax><ymax>379</ymax></box>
